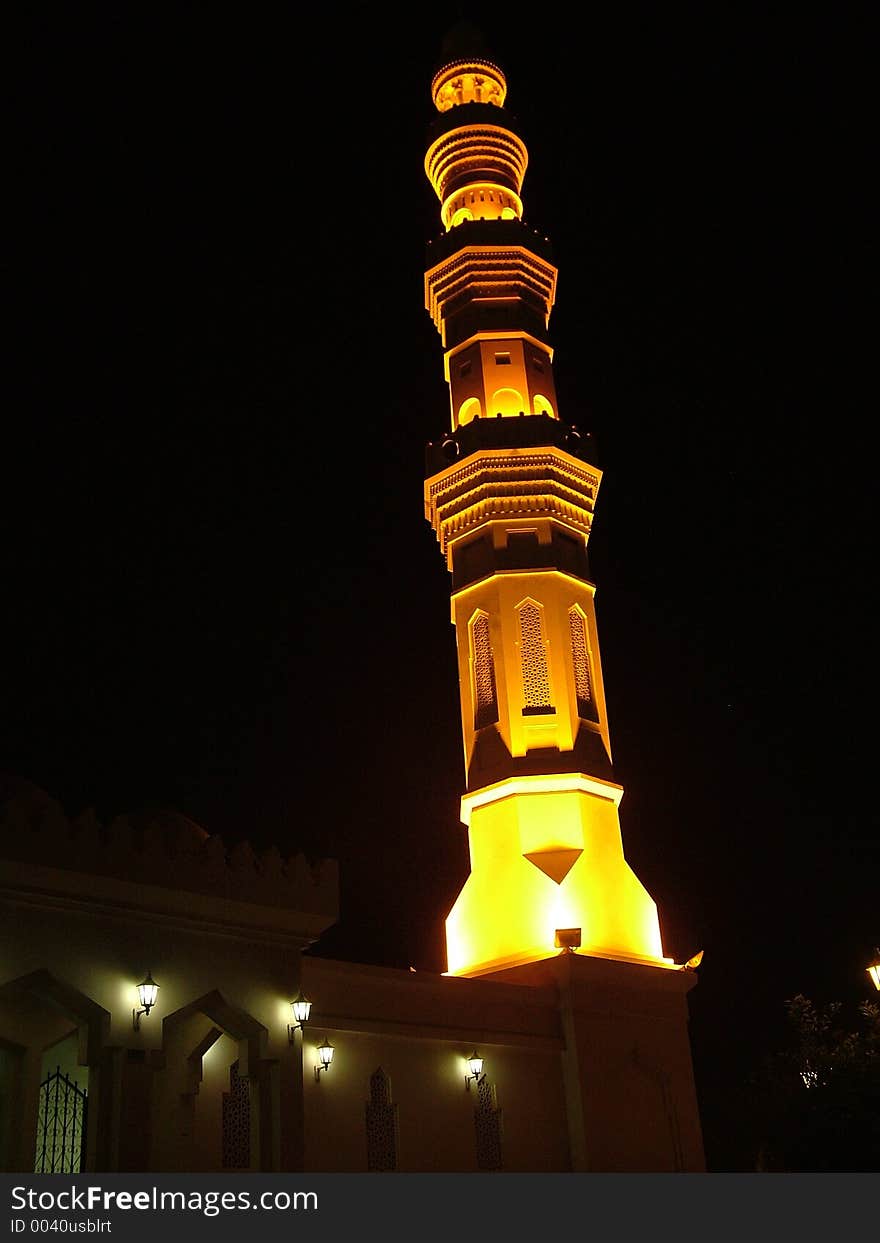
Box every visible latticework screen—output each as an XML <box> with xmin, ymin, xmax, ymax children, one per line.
<box><xmin>472</xmin><ymin>613</ymin><xmax>499</xmax><ymax>729</ymax></box>
<box><xmin>568</xmin><ymin>607</ymin><xmax>595</xmax><ymax>719</ymax></box>
<box><xmin>518</xmin><ymin>602</ymin><xmax>552</xmax><ymax>713</ymax></box>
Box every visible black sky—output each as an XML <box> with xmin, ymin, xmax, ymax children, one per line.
<box><xmin>4</xmin><ymin>3</ymin><xmax>876</xmax><ymax>1168</ymax></box>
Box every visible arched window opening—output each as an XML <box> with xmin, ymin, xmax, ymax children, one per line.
<box><xmin>458</xmin><ymin>396</ymin><xmax>482</xmax><ymax>426</ymax></box>
<box><xmin>490</xmin><ymin>387</ymin><xmax>524</xmax><ymax>417</ymax></box>
<box><xmin>533</xmin><ymin>394</ymin><xmax>555</xmax><ymax>418</ymax></box>
<box><xmin>34</xmin><ymin>1033</ymin><xmax>87</xmax><ymax>1174</ymax></box>
<box><xmin>518</xmin><ymin>602</ymin><xmax>553</xmax><ymax>714</ymax></box>
<box><xmin>471</xmin><ymin>613</ymin><xmax>499</xmax><ymax>730</ymax></box>
<box><xmin>569</xmin><ymin>607</ymin><xmax>598</xmax><ymax>722</ymax></box>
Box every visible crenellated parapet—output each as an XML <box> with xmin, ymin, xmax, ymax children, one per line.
<box><xmin>0</xmin><ymin>776</ymin><xmax>338</xmax><ymax>933</ymax></box>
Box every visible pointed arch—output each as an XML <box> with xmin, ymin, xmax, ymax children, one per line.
<box><xmin>155</xmin><ymin>991</ymin><xmax>273</xmax><ymax>1173</ymax></box>
<box><xmin>161</xmin><ymin>990</ymin><xmax>266</xmax><ymax>1075</ymax></box>
<box><xmin>0</xmin><ymin>970</ymin><xmax>109</xmax><ymax>1067</ymax></box>
<box><xmin>0</xmin><ymin>971</ymin><xmax>110</xmax><ymax>1174</ymax></box>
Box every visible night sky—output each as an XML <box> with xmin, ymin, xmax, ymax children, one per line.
<box><xmin>5</xmin><ymin>4</ymin><xmax>875</xmax><ymax>1168</ymax></box>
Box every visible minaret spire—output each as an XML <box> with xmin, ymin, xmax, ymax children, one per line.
<box><xmin>423</xmin><ymin>49</ymin><xmax>671</xmax><ymax>977</ymax></box>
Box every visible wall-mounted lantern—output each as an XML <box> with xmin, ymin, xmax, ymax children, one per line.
<box><xmin>288</xmin><ymin>991</ymin><xmax>312</xmax><ymax>1043</ymax></box>
<box><xmin>465</xmin><ymin>1049</ymin><xmax>484</xmax><ymax>1090</ymax></box>
<box><xmin>314</xmin><ymin>1038</ymin><xmax>334</xmax><ymax>1081</ymax></box>
<box><xmin>868</xmin><ymin>949</ymin><xmax>880</xmax><ymax>992</ymax></box>
<box><xmin>132</xmin><ymin>972</ymin><xmax>159</xmax><ymax>1030</ymax></box>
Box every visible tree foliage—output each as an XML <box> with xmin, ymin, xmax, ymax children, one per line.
<box><xmin>750</xmin><ymin>995</ymin><xmax>880</xmax><ymax>1171</ymax></box>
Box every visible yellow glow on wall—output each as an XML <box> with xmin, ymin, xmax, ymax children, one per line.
<box><xmin>449</xmin><ymin>573</ymin><xmax>613</xmax><ymax>774</ymax></box>
<box><xmin>445</xmin><ymin>776</ymin><xmax>667</xmax><ymax>977</ymax></box>
<box><xmin>441</xmin><ymin>183</ymin><xmax>524</xmax><ymax>231</ymax></box>
<box><xmin>490</xmin><ymin>386</ymin><xmax>524</xmax><ymax>417</ymax></box>
<box><xmin>443</xmin><ymin>332</ymin><xmax>555</xmax><ymax>378</ymax></box>
<box><xmin>533</xmin><ymin>395</ymin><xmax>555</xmax><ymax>418</ymax></box>
<box><xmin>458</xmin><ymin>396</ymin><xmax>482</xmax><ymax>425</ymax></box>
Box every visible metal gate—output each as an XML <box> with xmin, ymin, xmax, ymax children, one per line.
<box><xmin>34</xmin><ymin>1067</ymin><xmax>87</xmax><ymax>1173</ymax></box>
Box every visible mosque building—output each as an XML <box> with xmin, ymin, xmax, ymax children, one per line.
<box><xmin>0</xmin><ymin>40</ymin><xmax>705</xmax><ymax>1174</ymax></box>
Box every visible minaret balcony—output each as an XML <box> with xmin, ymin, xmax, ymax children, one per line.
<box><xmin>425</xmin><ymin>106</ymin><xmax>528</xmax><ymax>203</ymax></box>
<box><xmin>425</xmin><ymin>245</ymin><xmax>557</xmax><ymax>344</ymax></box>
<box><xmin>425</xmin><ymin>412</ymin><xmax>596</xmax><ymax>475</ymax></box>
<box><xmin>425</xmin><ymin>444</ymin><xmax>600</xmax><ymax>566</ymax></box>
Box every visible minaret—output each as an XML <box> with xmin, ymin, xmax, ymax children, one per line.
<box><xmin>424</xmin><ymin>50</ymin><xmax>671</xmax><ymax>978</ymax></box>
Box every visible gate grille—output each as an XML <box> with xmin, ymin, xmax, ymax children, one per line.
<box><xmin>35</xmin><ymin>1067</ymin><xmax>87</xmax><ymax>1173</ymax></box>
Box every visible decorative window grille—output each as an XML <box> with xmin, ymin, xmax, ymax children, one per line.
<box><xmin>34</xmin><ymin>1068</ymin><xmax>87</xmax><ymax>1173</ymax></box>
<box><xmin>222</xmin><ymin>1060</ymin><xmax>251</xmax><ymax>1170</ymax></box>
<box><xmin>471</xmin><ymin>613</ymin><xmax>499</xmax><ymax>730</ymax></box>
<box><xmin>365</xmin><ymin>1068</ymin><xmax>399</xmax><ymax>1172</ymax></box>
<box><xmin>474</xmin><ymin>1075</ymin><xmax>503</xmax><ymax>1171</ymax></box>
<box><xmin>569</xmin><ymin>607</ymin><xmax>598</xmax><ymax>721</ymax></box>
<box><xmin>518</xmin><ymin>602</ymin><xmax>553</xmax><ymax>714</ymax></box>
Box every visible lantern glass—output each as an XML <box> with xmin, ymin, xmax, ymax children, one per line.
<box><xmin>292</xmin><ymin>992</ymin><xmax>312</xmax><ymax>1025</ymax></box>
<box><xmin>138</xmin><ymin>973</ymin><xmax>159</xmax><ymax>1010</ymax></box>
<box><xmin>467</xmin><ymin>1050</ymin><xmax>483</xmax><ymax>1079</ymax></box>
<box><xmin>318</xmin><ymin>1039</ymin><xmax>334</xmax><ymax>1069</ymax></box>
<box><xmin>868</xmin><ymin>960</ymin><xmax>880</xmax><ymax>991</ymax></box>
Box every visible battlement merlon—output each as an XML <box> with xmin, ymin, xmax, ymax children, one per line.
<box><xmin>0</xmin><ymin>784</ymin><xmax>339</xmax><ymax>948</ymax></box>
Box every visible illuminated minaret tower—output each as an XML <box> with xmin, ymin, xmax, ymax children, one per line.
<box><xmin>424</xmin><ymin>51</ymin><xmax>671</xmax><ymax>978</ymax></box>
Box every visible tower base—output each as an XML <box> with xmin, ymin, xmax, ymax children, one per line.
<box><xmin>446</xmin><ymin>773</ymin><xmax>670</xmax><ymax>977</ymax></box>
<box><xmin>484</xmin><ymin>951</ymin><xmax>706</xmax><ymax>1172</ymax></box>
